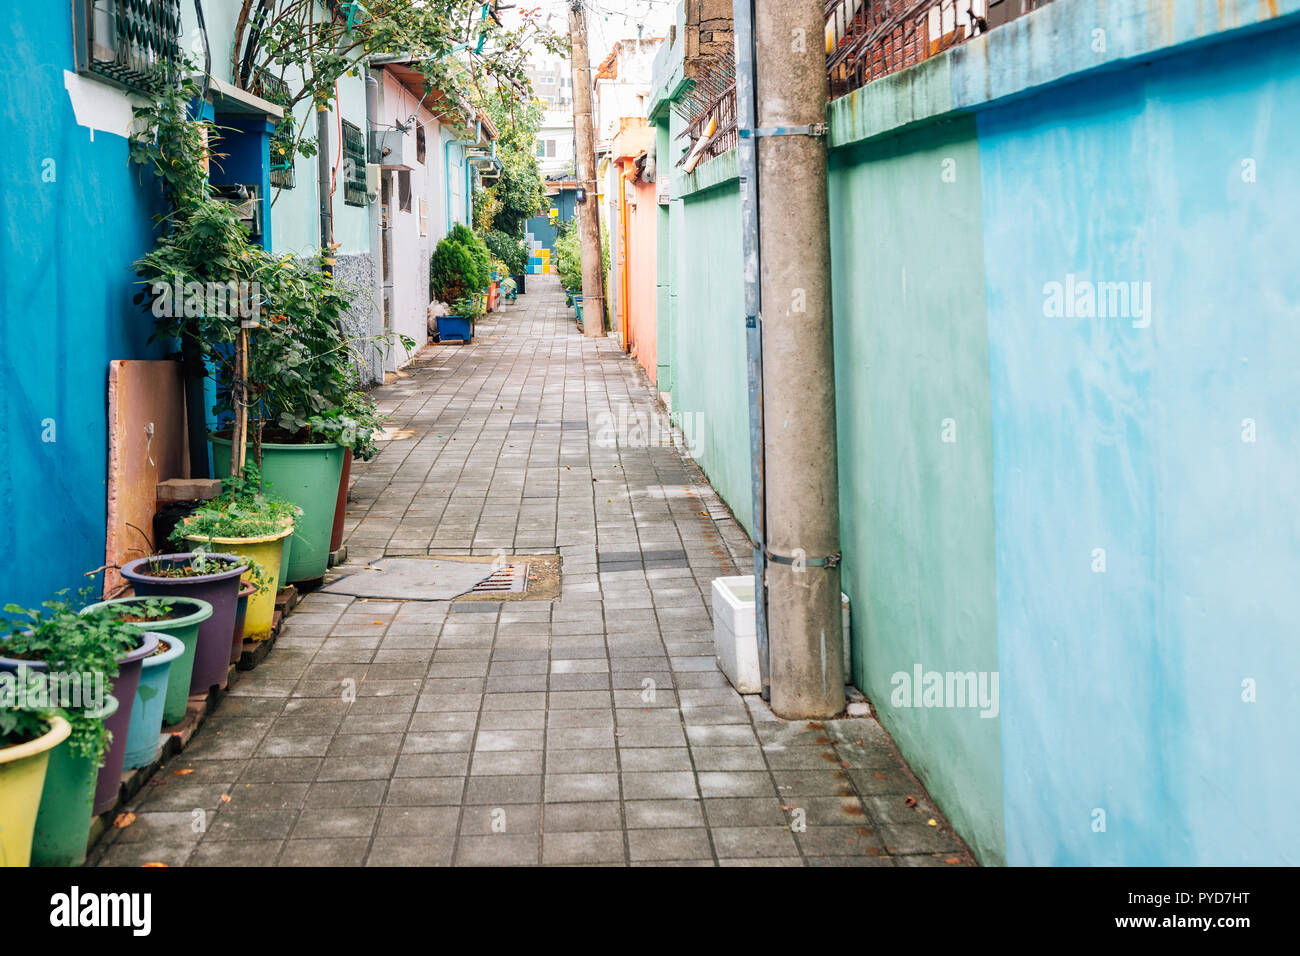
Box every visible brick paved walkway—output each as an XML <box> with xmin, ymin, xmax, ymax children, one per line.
<box><xmin>91</xmin><ymin>276</ymin><xmax>974</xmax><ymax>867</ymax></box>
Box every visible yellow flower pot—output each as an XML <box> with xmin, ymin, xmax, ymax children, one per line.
<box><xmin>183</xmin><ymin>520</ymin><xmax>293</xmax><ymax>641</ymax></box>
<box><xmin>0</xmin><ymin>715</ymin><xmax>71</xmax><ymax>867</ymax></box>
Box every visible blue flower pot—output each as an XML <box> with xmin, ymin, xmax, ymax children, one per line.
<box><xmin>438</xmin><ymin>314</ymin><xmax>473</xmax><ymax>343</ymax></box>
<box><xmin>124</xmin><ymin>633</ymin><xmax>185</xmax><ymax>770</ymax></box>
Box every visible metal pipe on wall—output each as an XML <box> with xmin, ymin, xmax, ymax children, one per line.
<box><xmin>316</xmin><ymin>101</ymin><xmax>334</xmax><ymax>272</ymax></box>
<box><xmin>731</xmin><ymin>0</ymin><xmax>771</xmax><ymax>700</ymax></box>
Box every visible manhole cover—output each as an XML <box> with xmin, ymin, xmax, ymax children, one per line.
<box><xmin>323</xmin><ymin>554</ymin><xmax>561</xmax><ymax>602</ymax></box>
<box><xmin>471</xmin><ymin>564</ymin><xmax>529</xmax><ymax>594</ymax></box>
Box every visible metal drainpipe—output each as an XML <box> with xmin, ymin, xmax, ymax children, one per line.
<box><xmin>732</xmin><ymin>0</ymin><xmax>770</xmax><ymax>700</ymax></box>
<box><xmin>365</xmin><ymin>69</ymin><xmax>386</xmax><ymax>381</ymax></box>
<box><xmin>317</xmin><ymin>101</ymin><xmax>334</xmax><ymax>273</ymax></box>
<box><xmin>444</xmin><ymin>120</ymin><xmax>479</xmax><ymax>231</ymax></box>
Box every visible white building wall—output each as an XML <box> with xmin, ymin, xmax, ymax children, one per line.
<box><xmin>378</xmin><ymin>71</ymin><xmax>449</xmax><ymax>370</ymax></box>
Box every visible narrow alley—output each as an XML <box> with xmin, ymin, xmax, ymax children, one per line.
<box><xmin>88</xmin><ymin>277</ymin><xmax>972</xmax><ymax>868</ymax></box>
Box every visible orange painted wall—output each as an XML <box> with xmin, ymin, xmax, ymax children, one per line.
<box><xmin>623</xmin><ymin>174</ymin><xmax>659</xmax><ymax>384</ymax></box>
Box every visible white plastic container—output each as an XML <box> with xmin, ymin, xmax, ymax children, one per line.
<box><xmin>712</xmin><ymin>576</ymin><xmax>852</xmax><ymax>693</ymax></box>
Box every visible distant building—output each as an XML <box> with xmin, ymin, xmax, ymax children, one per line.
<box><xmin>525</xmin><ymin>57</ymin><xmax>575</xmax><ymax>179</ymax></box>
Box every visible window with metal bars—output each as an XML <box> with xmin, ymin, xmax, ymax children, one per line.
<box><xmin>74</xmin><ymin>0</ymin><xmax>182</xmax><ymax>93</ymax></box>
<box><xmin>342</xmin><ymin>120</ymin><xmax>368</xmax><ymax>207</ymax></box>
<box><xmin>253</xmin><ymin>70</ymin><xmax>296</xmax><ymax>189</ymax></box>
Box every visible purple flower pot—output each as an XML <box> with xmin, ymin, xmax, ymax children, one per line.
<box><xmin>120</xmin><ymin>553</ymin><xmax>247</xmax><ymax>697</ymax></box>
<box><xmin>0</xmin><ymin>631</ymin><xmax>159</xmax><ymax>816</ymax></box>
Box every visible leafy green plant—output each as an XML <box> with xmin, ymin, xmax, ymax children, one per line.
<box><xmin>2</xmin><ymin>591</ymin><xmax>143</xmax><ymax>762</ymax></box>
<box><xmin>555</xmin><ymin>223</ymin><xmax>582</xmax><ymax>293</ymax></box>
<box><xmin>484</xmin><ymin>229</ymin><xmax>527</xmax><ymax>276</ymax></box>
<box><xmin>300</xmin><ymin>390</ymin><xmax>386</xmax><ymax>461</ymax></box>
<box><xmin>141</xmin><ymin>551</ymin><xmax>245</xmax><ymax>579</ymax></box>
<box><xmin>449</xmin><ymin>223</ymin><xmax>492</xmax><ymax>290</ymax></box>
<box><xmin>449</xmin><ymin>294</ymin><xmax>485</xmax><ymax>322</ymax></box>
<box><xmin>430</xmin><ymin>236</ymin><xmax>478</xmax><ymax>304</ymax></box>
<box><xmin>170</xmin><ymin>465</ymin><xmax>300</xmax><ymax>546</ymax></box>
<box><xmin>0</xmin><ymin>707</ymin><xmax>52</xmax><ymax>749</ymax></box>
<box><xmin>130</xmin><ymin>76</ymin><xmax>408</xmax><ymax>470</ymax></box>
<box><xmin>99</xmin><ymin>599</ymin><xmax>176</xmax><ymax>624</ymax></box>
<box><xmin>476</xmin><ymin>88</ymin><xmax>548</xmax><ymax>238</ymax></box>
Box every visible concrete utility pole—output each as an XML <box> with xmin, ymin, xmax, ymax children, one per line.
<box><xmin>754</xmin><ymin>0</ymin><xmax>845</xmax><ymax>718</ymax></box>
<box><xmin>567</xmin><ymin>0</ymin><xmax>605</xmax><ymax>336</ymax></box>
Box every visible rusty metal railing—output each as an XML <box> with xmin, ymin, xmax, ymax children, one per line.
<box><xmin>675</xmin><ymin>0</ymin><xmax>1048</xmax><ymax>168</ymax></box>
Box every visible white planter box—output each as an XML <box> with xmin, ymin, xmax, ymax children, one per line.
<box><xmin>712</xmin><ymin>576</ymin><xmax>852</xmax><ymax>694</ymax></box>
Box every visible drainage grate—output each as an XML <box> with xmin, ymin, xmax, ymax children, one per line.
<box><xmin>470</xmin><ymin>564</ymin><xmax>530</xmax><ymax>594</ymax></box>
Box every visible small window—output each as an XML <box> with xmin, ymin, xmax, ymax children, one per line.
<box><xmin>546</xmin><ymin>140</ymin><xmax>557</xmax><ymax>158</ymax></box>
<box><xmin>416</xmin><ymin>124</ymin><xmax>426</xmax><ymax>164</ymax></box>
<box><xmin>419</xmin><ymin>199</ymin><xmax>428</xmax><ymax>237</ymax></box>
<box><xmin>342</xmin><ymin>120</ymin><xmax>367</xmax><ymax>206</ymax></box>
<box><xmin>399</xmin><ymin>170</ymin><xmax>411</xmax><ymax>212</ymax></box>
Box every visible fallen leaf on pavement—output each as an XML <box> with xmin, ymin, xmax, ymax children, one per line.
<box><xmin>904</xmin><ymin>796</ymin><xmax>917</xmax><ymax>808</ymax></box>
<box><xmin>173</xmin><ymin>769</ymin><xmax>195</xmax><ymax>776</ymax></box>
<box><xmin>113</xmin><ymin>812</ymin><xmax>136</xmax><ymax>829</ymax></box>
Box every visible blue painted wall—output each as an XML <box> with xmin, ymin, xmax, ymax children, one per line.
<box><xmin>978</xmin><ymin>21</ymin><xmax>1300</xmax><ymax>865</ymax></box>
<box><xmin>0</xmin><ymin>5</ymin><xmax>167</xmax><ymax>609</ymax></box>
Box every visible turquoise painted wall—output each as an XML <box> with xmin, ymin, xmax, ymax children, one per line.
<box><xmin>978</xmin><ymin>20</ymin><xmax>1300</xmax><ymax>866</ymax></box>
<box><xmin>649</xmin><ymin>0</ymin><xmax>1300</xmax><ymax>867</ymax></box>
<box><xmin>671</xmin><ymin>182</ymin><xmax>751</xmax><ymax>533</ymax></box>
<box><xmin>0</xmin><ymin>5</ymin><xmax>166</xmax><ymax>609</ymax></box>
<box><xmin>829</xmin><ymin>118</ymin><xmax>1005</xmax><ymax>865</ymax></box>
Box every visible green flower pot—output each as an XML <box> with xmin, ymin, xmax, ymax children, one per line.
<box><xmin>211</xmin><ymin>436</ymin><xmax>344</xmax><ymax>584</ymax></box>
<box><xmin>30</xmin><ymin>696</ymin><xmax>118</xmax><ymax>868</ymax></box>
<box><xmin>81</xmin><ymin>597</ymin><xmax>213</xmax><ymax>726</ymax></box>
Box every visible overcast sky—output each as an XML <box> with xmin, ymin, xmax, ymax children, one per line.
<box><xmin>500</xmin><ymin>0</ymin><xmax>676</xmax><ymax>65</ymax></box>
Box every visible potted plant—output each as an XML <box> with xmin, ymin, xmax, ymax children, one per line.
<box><xmin>30</xmin><ymin>696</ymin><xmax>116</xmax><ymax>867</ymax></box>
<box><xmin>79</xmin><ymin>596</ymin><xmax>212</xmax><ymax>727</ymax></box>
<box><xmin>0</xmin><ymin>707</ymin><xmax>71</xmax><ymax>868</ymax></box>
<box><xmin>119</xmin><ymin>552</ymin><xmax>246</xmax><ymax>697</ymax></box>
<box><xmin>439</xmin><ymin>294</ymin><xmax>482</xmax><ymax>344</ymax></box>
<box><xmin>484</xmin><ymin>229</ymin><xmax>527</xmax><ymax>296</ymax></box>
<box><xmin>123</xmin><ymin>634</ymin><xmax>185</xmax><ymax>770</ymax></box>
<box><xmin>130</xmin><ymin>86</ymin><xmax>408</xmax><ymax>590</ymax></box>
<box><xmin>2</xmin><ymin>594</ymin><xmax>157</xmax><ymax>822</ymax></box>
<box><xmin>173</xmin><ymin>465</ymin><xmax>298</xmax><ymax>642</ymax></box>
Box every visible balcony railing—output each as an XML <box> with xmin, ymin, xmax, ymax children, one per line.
<box><xmin>675</xmin><ymin>0</ymin><xmax>1050</xmax><ymax>170</ymax></box>
<box><xmin>826</xmin><ymin>0</ymin><xmax>1052</xmax><ymax>97</ymax></box>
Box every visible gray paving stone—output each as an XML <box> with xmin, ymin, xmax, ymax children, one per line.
<box><xmin>100</xmin><ymin>278</ymin><xmax>970</xmax><ymax>870</ymax></box>
<box><xmin>542</xmin><ymin>830</ymin><xmax>626</xmax><ymax>865</ymax></box>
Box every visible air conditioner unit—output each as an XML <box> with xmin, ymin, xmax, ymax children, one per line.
<box><xmin>213</xmin><ymin>184</ymin><xmax>262</xmax><ymax>239</ymax></box>
<box><xmin>369</xmin><ymin>129</ymin><xmax>413</xmax><ymax>170</ymax></box>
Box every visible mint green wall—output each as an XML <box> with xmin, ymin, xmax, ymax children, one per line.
<box><xmin>828</xmin><ymin>118</ymin><xmax>1005</xmax><ymax>864</ymax></box>
<box><xmin>655</xmin><ymin>118</ymin><xmax>673</xmax><ymax>394</ymax></box>
<box><xmin>332</xmin><ymin>71</ymin><xmax>371</xmax><ymax>255</ymax></box>
<box><xmin>672</xmin><ymin>181</ymin><xmax>752</xmax><ymax>534</ymax></box>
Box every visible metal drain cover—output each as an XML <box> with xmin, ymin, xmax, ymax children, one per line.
<box><xmin>470</xmin><ymin>564</ymin><xmax>529</xmax><ymax>594</ymax></box>
<box><xmin>321</xmin><ymin>557</ymin><xmax>497</xmax><ymax>600</ymax></box>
